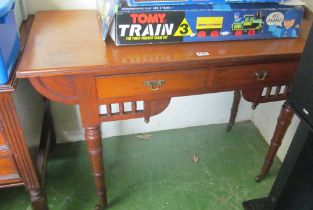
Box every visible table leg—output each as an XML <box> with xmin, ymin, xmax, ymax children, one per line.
<box><xmin>30</xmin><ymin>189</ymin><xmax>48</xmax><ymax>210</ymax></box>
<box><xmin>85</xmin><ymin>126</ymin><xmax>107</xmax><ymax>209</ymax></box>
<box><xmin>256</xmin><ymin>103</ymin><xmax>294</xmax><ymax>182</ymax></box>
<box><xmin>226</xmin><ymin>91</ymin><xmax>241</xmax><ymax>132</ymax></box>
<box><xmin>44</xmin><ymin>99</ymin><xmax>56</xmax><ymax>150</ymax></box>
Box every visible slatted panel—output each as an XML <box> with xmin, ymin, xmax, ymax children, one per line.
<box><xmin>100</xmin><ymin>101</ymin><xmax>145</xmax><ymax>122</ymax></box>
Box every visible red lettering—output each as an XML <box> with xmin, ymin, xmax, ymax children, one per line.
<box><xmin>138</xmin><ymin>14</ymin><xmax>147</xmax><ymax>24</ymax></box>
<box><xmin>158</xmin><ymin>13</ymin><xmax>166</xmax><ymax>23</ymax></box>
<box><xmin>147</xmin><ymin>14</ymin><xmax>158</xmax><ymax>23</ymax></box>
<box><xmin>129</xmin><ymin>13</ymin><xmax>167</xmax><ymax>24</ymax></box>
<box><xmin>130</xmin><ymin>14</ymin><xmax>139</xmax><ymax>23</ymax></box>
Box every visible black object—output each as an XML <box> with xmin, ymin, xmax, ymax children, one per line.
<box><xmin>288</xmin><ymin>22</ymin><xmax>313</xmax><ymax>130</ymax></box>
<box><xmin>243</xmin><ymin>122</ymin><xmax>313</xmax><ymax>210</ymax></box>
<box><xmin>243</xmin><ymin>23</ymin><xmax>313</xmax><ymax>210</ymax></box>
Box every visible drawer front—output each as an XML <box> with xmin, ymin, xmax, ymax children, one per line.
<box><xmin>0</xmin><ymin>119</ymin><xmax>9</xmax><ymax>151</ymax></box>
<box><xmin>212</xmin><ymin>61</ymin><xmax>298</xmax><ymax>89</ymax></box>
<box><xmin>0</xmin><ymin>156</ymin><xmax>21</xmax><ymax>184</ymax></box>
<box><xmin>97</xmin><ymin>69</ymin><xmax>209</xmax><ymax>99</ymax></box>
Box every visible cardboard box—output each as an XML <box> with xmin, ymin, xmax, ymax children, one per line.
<box><xmin>0</xmin><ymin>0</ymin><xmax>20</xmax><ymax>84</ymax></box>
<box><xmin>98</xmin><ymin>1</ymin><xmax>304</xmax><ymax>46</ymax></box>
<box><xmin>126</xmin><ymin>0</ymin><xmax>284</xmax><ymax>6</ymax></box>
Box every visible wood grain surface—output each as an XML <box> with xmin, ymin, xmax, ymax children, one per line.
<box><xmin>17</xmin><ymin>10</ymin><xmax>310</xmax><ymax>78</ymax></box>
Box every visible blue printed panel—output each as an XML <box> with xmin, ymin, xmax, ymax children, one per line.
<box><xmin>98</xmin><ymin>2</ymin><xmax>304</xmax><ymax>45</ymax></box>
<box><xmin>127</xmin><ymin>0</ymin><xmax>284</xmax><ymax>6</ymax></box>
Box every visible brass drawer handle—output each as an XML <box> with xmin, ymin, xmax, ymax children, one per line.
<box><xmin>254</xmin><ymin>71</ymin><xmax>269</xmax><ymax>81</ymax></box>
<box><xmin>144</xmin><ymin>80</ymin><xmax>165</xmax><ymax>91</ymax></box>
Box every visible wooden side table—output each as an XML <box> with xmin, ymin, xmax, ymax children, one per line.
<box><xmin>16</xmin><ymin>10</ymin><xmax>311</xmax><ymax>209</ymax></box>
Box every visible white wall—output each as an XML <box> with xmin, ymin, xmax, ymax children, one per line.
<box><xmin>304</xmin><ymin>0</ymin><xmax>313</xmax><ymax>10</ymax></box>
<box><xmin>14</xmin><ymin>0</ymin><xmax>28</xmax><ymax>27</ymax></box>
<box><xmin>26</xmin><ymin>0</ymin><xmax>96</xmax><ymax>14</ymax></box>
<box><xmin>13</xmin><ymin>80</ymin><xmax>45</xmax><ymax>148</ymax></box>
<box><xmin>252</xmin><ymin>102</ymin><xmax>300</xmax><ymax>160</ymax></box>
<box><xmin>51</xmin><ymin>93</ymin><xmax>253</xmax><ymax>142</ymax></box>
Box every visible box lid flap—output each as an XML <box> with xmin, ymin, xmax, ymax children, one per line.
<box><xmin>97</xmin><ymin>0</ymin><xmax>121</xmax><ymax>40</ymax></box>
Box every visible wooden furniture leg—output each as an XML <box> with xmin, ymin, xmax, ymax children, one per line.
<box><xmin>30</xmin><ymin>189</ymin><xmax>48</xmax><ymax>210</ymax></box>
<box><xmin>76</xmin><ymin>76</ymin><xmax>108</xmax><ymax>209</ymax></box>
<box><xmin>256</xmin><ymin>103</ymin><xmax>294</xmax><ymax>182</ymax></box>
<box><xmin>226</xmin><ymin>91</ymin><xmax>241</xmax><ymax>132</ymax></box>
<box><xmin>85</xmin><ymin>126</ymin><xmax>107</xmax><ymax>210</ymax></box>
<box><xmin>37</xmin><ymin>99</ymin><xmax>56</xmax><ymax>187</ymax></box>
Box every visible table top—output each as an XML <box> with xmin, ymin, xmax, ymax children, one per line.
<box><xmin>17</xmin><ymin>10</ymin><xmax>311</xmax><ymax>78</ymax></box>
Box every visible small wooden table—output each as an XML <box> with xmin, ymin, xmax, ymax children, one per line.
<box><xmin>17</xmin><ymin>10</ymin><xmax>310</xmax><ymax>209</ymax></box>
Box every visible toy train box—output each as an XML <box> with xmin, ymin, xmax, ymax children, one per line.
<box><xmin>126</xmin><ymin>0</ymin><xmax>284</xmax><ymax>6</ymax></box>
<box><xmin>97</xmin><ymin>1</ymin><xmax>304</xmax><ymax>46</ymax></box>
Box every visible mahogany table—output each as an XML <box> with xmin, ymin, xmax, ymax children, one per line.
<box><xmin>16</xmin><ymin>10</ymin><xmax>311</xmax><ymax>209</ymax></box>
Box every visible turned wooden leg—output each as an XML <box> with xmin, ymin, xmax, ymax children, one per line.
<box><xmin>256</xmin><ymin>103</ymin><xmax>294</xmax><ymax>182</ymax></box>
<box><xmin>30</xmin><ymin>189</ymin><xmax>48</xmax><ymax>210</ymax></box>
<box><xmin>226</xmin><ymin>91</ymin><xmax>241</xmax><ymax>132</ymax></box>
<box><xmin>85</xmin><ymin>126</ymin><xmax>107</xmax><ymax>210</ymax></box>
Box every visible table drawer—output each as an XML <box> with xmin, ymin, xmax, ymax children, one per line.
<box><xmin>0</xmin><ymin>156</ymin><xmax>21</xmax><ymax>184</ymax></box>
<box><xmin>212</xmin><ymin>61</ymin><xmax>298</xmax><ymax>89</ymax></box>
<box><xmin>97</xmin><ymin>69</ymin><xmax>210</xmax><ymax>99</ymax></box>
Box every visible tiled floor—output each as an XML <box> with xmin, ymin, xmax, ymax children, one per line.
<box><xmin>0</xmin><ymin>121</ymin><xmax>281</xmax><ymax>210</ymax></box>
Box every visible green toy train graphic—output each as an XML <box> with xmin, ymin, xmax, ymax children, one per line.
<box><xmin>195</xmin><ymin>12</ymin><xmax>264</xmax><ymax>38</ymax></box>
<box><xmin>231</xmin><ymin>12</ymin><xmax>264</xmax><ymax>36</ymax></box>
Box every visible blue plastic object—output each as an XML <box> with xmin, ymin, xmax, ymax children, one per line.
<box><xmin>0</xmin><ymin>0</ymin><xmax>20</xmax><ymax>85</ymax></box>
<box><xmin>0</xmin><ymin>0</ymin><xmax>14</xmax><ymax>17</ymax></box>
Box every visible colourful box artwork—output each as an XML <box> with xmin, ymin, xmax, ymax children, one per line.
<box><xmin>97</xmin><ymin>1</ymin><xmax>304</xmax><ymax>46</ymax></box>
